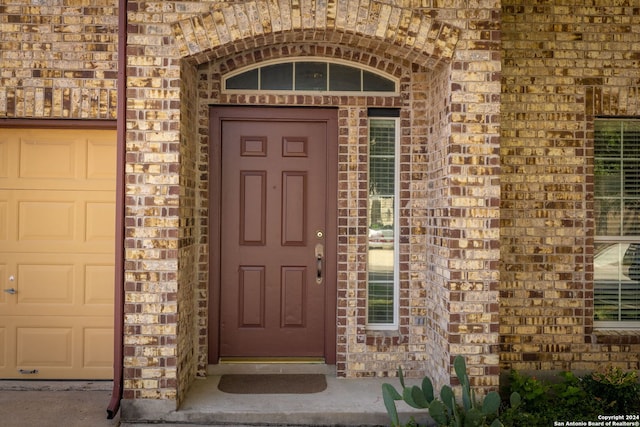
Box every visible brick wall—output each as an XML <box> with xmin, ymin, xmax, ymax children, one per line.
<box><xmin>446</xmin><ymin>3</ymin><xmax>502</xmax><ymax>388</ymax></box>
<box><xmin>0</xmin><ymin>0</ymin><xmax>118</xmax><ymax>119</ymax></box>
<box><xmin>177</xmin><ymin>60</ymin><xmax>200</xmax><ymax>400</ymax></box>
<box><xmin>501</xmin><ymin>0</ymin><xmax>640</xmax><ymax>373</ymax></box>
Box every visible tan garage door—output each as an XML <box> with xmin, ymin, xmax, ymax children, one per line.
<box><xmin>0</xmin><ymin>128</ymin><xmax>116</xmax><ymax>379</ymax></box>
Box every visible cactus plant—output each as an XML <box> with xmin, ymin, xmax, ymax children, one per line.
<box><xmin>381</xmin><ymin>356</ymin><xmax>519</xmax><ymax>427</ymax></box>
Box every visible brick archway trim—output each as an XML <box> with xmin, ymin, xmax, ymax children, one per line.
<box><xmin>170</xmin><ymin>0</ymin><xmax>461</xmax><ymax>68</ymax></box>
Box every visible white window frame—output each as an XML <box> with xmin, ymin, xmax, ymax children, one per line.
<box><xmin>594</xmin><ymin>118</ymin><xmax>640</xmax><ymax>329</ymax></box>
<box><xmin>366</xmin><ymin>116</ymin><xmax>400</xmax><ymax>330</ymax></box>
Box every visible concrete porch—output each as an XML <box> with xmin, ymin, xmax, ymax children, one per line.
<box><xmin>121</xmin><ymin>363</ymin><xmax>432</xmax><ymax>427</ymax></box>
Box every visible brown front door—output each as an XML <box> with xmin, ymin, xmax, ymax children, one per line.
<box><xmin>213</xmin><ymin>108</ymin><xmax>336</xmax><ymax>360</ymax></box>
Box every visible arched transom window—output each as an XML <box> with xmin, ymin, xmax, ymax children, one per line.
<box><xmin>223</xmin><ymin>58</ymin><xmax>398</xmax><ymax>94</ymax></box>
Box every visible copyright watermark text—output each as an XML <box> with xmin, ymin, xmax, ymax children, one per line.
<box><xmin>553</xmin><ymin>415</ymin><xmax>640</xmax><ymax>426</ymax></box>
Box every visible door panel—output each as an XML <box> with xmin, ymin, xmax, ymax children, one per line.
<box><xmin>282</xmin><ymin>172</ymin><xmax>306</xmax><ymax>245</ymax></box>
<box><xmin>281</xmin><ymin>266</ymin><xmax>306</xmax><ymax>326</ymax></box>
<box><xmin>238</xmin><ymin>266</ymin><xmax>265</xmax><ymax>327</ymax></box>
<box><xmin>240</xmin><ymin>171</ymin><xmax>266</xmax><ymax>245</ymax></box>
<box><xmin>219</xmin><ymin>118</ymin><xmax>327</xmax><ymax>358</ymax></box>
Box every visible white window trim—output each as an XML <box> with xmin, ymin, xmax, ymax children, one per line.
<box><xmin>593</xmin><ymin>118</ymin><xmax>640</xmax><ymax>330</ymax></box>
<box><xmin>366</xmin><ymin>117</ymin><xmax>400</xmax><ymax>330</ymax></box>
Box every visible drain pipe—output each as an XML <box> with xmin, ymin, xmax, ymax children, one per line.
<box><xmin>106</xmin><ymin>0</ymin><xmax>127</xmax><ymax>419</ymax></box>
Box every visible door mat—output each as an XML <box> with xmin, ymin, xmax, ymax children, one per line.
<box><xmin>217</xmin><ymin>374</ymin><xmax>327</xmax><ymax>394</ymax></box>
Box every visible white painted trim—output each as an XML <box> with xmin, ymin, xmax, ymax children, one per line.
<box><xmin>366</xmin><ymin>117</ymin><xmax>401</xmax><ymax>330</ymax></box>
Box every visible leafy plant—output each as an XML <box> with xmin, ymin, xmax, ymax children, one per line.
<box><xmin>582</xmin><ymin>365</ymin><xmax>640</xmax><ymax>414</ymax></box>
<box><xmin>506</xmin><ymin>371</ymin><xmax>548</xmax><ymax>410</ymax></box>
<box><xmin>502</xmin><ymin>366</ymin><xmax>640</xmax><ymax>427</ymax></box>
<box><xmin>382</xmin><ymin>355</ymin><xmax>517</xmax><ymax>427</ymax></box>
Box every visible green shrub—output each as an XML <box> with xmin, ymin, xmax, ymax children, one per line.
<box><xmin>582</xmin><ymin>365</ymin><xmax>640</xmax><ymax>414</ymax></box>
<box><xmin>501</xmin><ymin>366</ymin><xmax>640</xmax><ymax>427</ymax></box>
<box><xmin>505</xmin><ymin>371</ymin><xmax>548</xmax><ymax>412</ymax></box>
<box><xmin>383</xmin><ymin>363</ymin><xmax>639</xmax><ymax>427</ymax></box>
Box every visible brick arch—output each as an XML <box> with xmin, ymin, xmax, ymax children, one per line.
<box><xmin>171</xmin><ymin>0</ymin><xmax>461</xmax><ymax>69</ymax></box>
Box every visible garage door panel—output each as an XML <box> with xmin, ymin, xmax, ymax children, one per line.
<box><xmin>0</xmin><ymin>201</ymin><xmax>7</xmax><ymax>241</ymax></box>
<box><xmin>18</xmin><ymin>264</ymin><xmax>74</xmax><ymax>304</ymax></box>
<box><xmin>20</xmin><ymin>137</ymin><xmax>79</xmax><ymax>180</ymax></box>
<box><xmin>2</xmin><ymin>190</ymin><xmax>114</xmax><ymax>253</ymax></box>
<box><xmin>19</xmin><ymin>200</ymin><xmax>76</xmax><ymax>241</ymax></box>
<box><xmin>1</xmin><ymin>317</ymin><xmax>114</xmax><ymax>379</ymax></box>
<box><xmin>0</xmin><ymin>129</ymin><xmax>115</xmax><ymax>191</ymax></box>
<box><xmin>0</xmin><ymin>141</ymin><xmax>6</xmax><ymax>178</ymax></box>
<box><xmin>84</xmin><ymin>327</ymin><xmax>114</xmax><ymax>367</ymax></box>
<box><xmin>1</xmin><ymin>253</ymin><xmax>113</xmax><ymax>317</ymax></box>
<box><xmin>85</xmin><ymin>264</ymin><xmax>115</xmax><ymax>305</ymax></box>
<box><xmin>86</xmin><ymin>201</ymin><xmax>116</xmax><ymax>241</ymax></box>
<box><xmin>0</xmin><ymin>327</ymin><xmax>6</xmax><ymax>368</ymax></box>
<box><xmin>0</xmin><ymin>137</ymin><xmax>15</xmax><ymax>179</ymax></box>
<box><xmin>0</xmin><ymin>262</ymin><xmax>8</xmax><ymax>304</ymax></box>
<box><xmin>0</xmin><ymin>128</ymin><xmax>115</xmax><ymax>380</ymax></box>
<box><xmin>17</xmin><ymin>327</ymin><xmax>73</xmax><ymax>367</ymax></box>
<box><xmin>87</xmin><ymin>139</ymin><xmax>117</xmax><ymax>180</ymax></box>
<box><xmin>1</xmin><ymin>316</ymin><xmax>114</xmax><ymax>379</ymax></box>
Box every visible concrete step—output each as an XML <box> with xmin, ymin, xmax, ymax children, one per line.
<box><xmin>121</xmin><ymin>374</ymin><xmax>434</xmax><ymax>427</ymax></box>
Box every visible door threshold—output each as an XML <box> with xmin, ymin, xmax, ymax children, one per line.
<box><xmin>208</xmin><ymin>359</ymin><xmax>334</xmax><ymax>376</ymax></box>
<box><xmin>218</xmin><ymin>357</ymin><xmax>325</xmax><ymax>364</ymax></box>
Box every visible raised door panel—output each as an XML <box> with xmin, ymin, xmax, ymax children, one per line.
<box><xmin>238</xmin><ymin>266</ymin><xmax>265</xmax><ymax>327</ymax></box>
<box><xmin>281</xmin><ymin>266</ymin><xmax>306</xmax><ymax>327</ymax></box>
<box><xmin>239</xmin><ymin>171</ymin><xmax>266</xmax><ymax>246</ymax></box>
<box><xmin>281</xmin><ymin>172</ymin><xmax>306</xmax><ymax>246</ymax></box>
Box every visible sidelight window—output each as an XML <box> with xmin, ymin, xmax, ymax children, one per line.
<box><xmin>367</xmin><ymin>113</ymin><xmax>399</xmax><ymax>328</ymax></box>
<box><xmin>594</xmin><ymin>119</ymin><xmax>640</xmax><ymax>327</ymax></box>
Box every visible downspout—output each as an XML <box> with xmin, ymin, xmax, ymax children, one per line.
<box><xmin>107</xmin><ymin>0</ymin><xmax>127</xmax><ymax>419</ymax></box>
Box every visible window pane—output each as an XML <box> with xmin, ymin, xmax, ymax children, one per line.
<box><xmin>295</xmin><ymin>62</ymin><xmax>327</xmax><ymax>91</ymax></box>
<box><xmin>594</xmin><ymin>160</ymin><xmax>621</xmax><ymax>194</ymax></box>
<box><xmin>595</xmin><ymin>198</ymin><xmax>622</xmax><ymax>236</ymax></box>
<box><xmin>363</xmin><ymin>70</ymin><xmax>395</xmax><ymax>92</ymax></box>
<box><xmin>594</xmin><ymin>242</ymin><xmax>640</xmax><ymax>322</ymax></box>
<box><xmin>367</xmin><ymin>277</ymin><xmax>394</xmax><ymax>323</ymax></box>
<box><xmin>623</xmin><ymin>122</ymin><xmax>640</xmax><ymax>235</ymax></box>
<box><xmin>261</xmin><ymin>63</ymin><xmax>293</xmax><ymax>90</ymax></box>
<box><xmin>594</xmin><ymin>119</ymin><xmax>640</xmax><ymax>324</ymax></box>
<box><xmin>329</xmin><ymin>63</ymin><xmax>361</xmax><ymax>91</ymax></box>
<box><xmin>368</xmin><ymin>118</ymin><xmax>396</xmax><ymax>325</ymax></box>
<box><xmin>595</xmin><ymin>121</ymin><xmax>623</xmax><ymax>158</ymax></box>
<box><xmin>623</xmin><ymin>198</ymin><xmax>640</xmax><ymax>235</ymax></box>
<box><xmin>226</xmin><ymin>69</ymin><xmax>258</xmax><ymax>89</ymax></box>
<box><xmin>623</xmin><ymin>121</ymin><xmax>640</xmax><ymax>157</ymax></box>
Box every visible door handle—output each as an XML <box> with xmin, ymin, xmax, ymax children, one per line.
<box><xmin>315</xmin><ymin>243</ymin><xmax>324</xmax><ymax>284</ymax></box>
<box><xmin>3</xmin><ymin>288</ymin><xmax>16</xmax><ymax>295</ymax></box>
